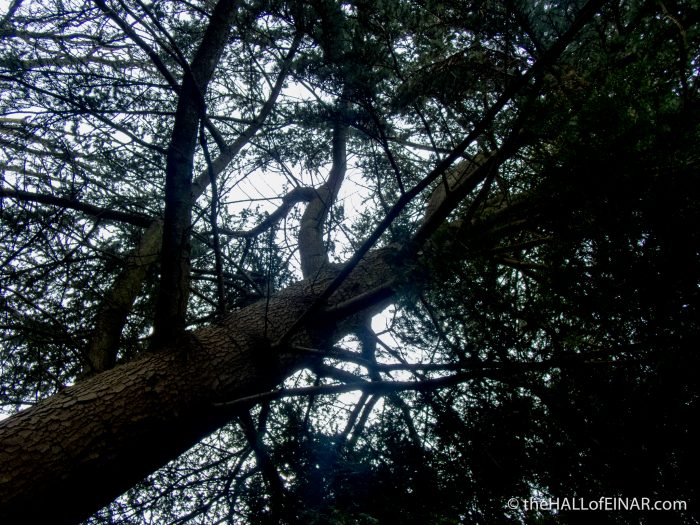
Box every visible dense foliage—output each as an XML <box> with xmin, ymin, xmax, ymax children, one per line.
<box><xmin>1</xmin><ymin>0</ymin><xmax>698</xmax><ymax>523</ymax></box>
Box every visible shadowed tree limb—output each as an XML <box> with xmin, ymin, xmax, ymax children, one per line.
<box><xmin>238</xmin><ymin>411</ymin><xmax>288</xmax><ymax>520</ymax></box>
<box><xmin>152</xmin><ymin>0</ymin><xmax>241</xmax><ymax>347</ymax></box>
<box><xmin>0</xmin><ymin>187</ymin><xmax>153</xmax><ymax>227</ymax></box>
<box><xmin>218</xmin><ymin>186</ymin><xmax>317</xmax><ymax>238</ymax></box>
<box><xmin>86</xmin><ymin>220</ymin><xmax>164</xmax><ymax>373</ymax></box>
<box><xmin>199</xmin><ymin>121</ymin><xmax>227</xmax><ymax>317</ymax></box>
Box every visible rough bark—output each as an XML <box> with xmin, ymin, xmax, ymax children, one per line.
<box><xmin>0</xmin><ymin>247</ymin><xmax>396</xmax><ymax>525</ymax></box>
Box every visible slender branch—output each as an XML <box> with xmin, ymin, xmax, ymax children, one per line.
<box><xmin>494</xmin><ymin>256</ymin><xmax>548</xmax><ymax>271</ymax></box>
<box><xmin>92</xmin><ymin>0</ymin><xmax>180</xmax><ymax>92</ymax></box>
<box><xmin>190</xmin><ymin>30</ymin><xmax>303</xmax><ymax>199</ymax></box>
<box><xmin>290</xmin><ymin>345</ymin><xmax>375</xmax><ymax>370</ymax></box>
<box><xmin>488</xmin><ymin>237</ymin><xmax>553</xmax><ymax>254</ymax></box>
<box><xmin>365</xmin><ymin>101</ymin><xmax>405</xmax><ymax>193</ymax></box>
<box><xmin>216</xmin><ymin>355</ymin><xmax>641</xmax><ymax>409</ymax></box>
<box><xmin>0</xmin><ymin>0</ymin><xmax>23</xmax><ymax>28</ymax></box>
<box><xmin>131</xmin><ymin>0</ymin><xmax>191</xmax><ymax>68</ymax></box>
<box><xmin>199</xmin><ymin>121</ymin><xmax>226</xmax><ymax>316</ymax></box>
<box><xmin>0</xmin><ymin>75</ymin><xmax>169</xmax><ymax>154</ymax></box>
<box><xmin>0</xmin><ymin>187</ymin><xmax>152</xmax><ymax>227</ymax></box>
<box><xmin>336</xmin><ymin>392</ymin><xmax>371</xmax><ymax>451</ymax></box>
<box><xmin>313</xmin><ymin>363</ymin><xmax>367</xmax><ymax>385</ymax></box>
<box><xmin>346</xmin><ymin>394</ymin><xmax>380</xmax><ymax>450</ymax></box>
<box><xmin>238</xmin><ymin>412</ymin><xmax>287</xmax><ymax>519</ymax></box>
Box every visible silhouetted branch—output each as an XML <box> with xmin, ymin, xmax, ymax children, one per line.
<box><xmin>218</xmin><ymin>186</ymin><xmax>316</xmax><ymax>238</ymax></box>
<box><xmin>0</xmin><ymin>187</ymin><xmax>153</xmax><ymax>227</ymax></box>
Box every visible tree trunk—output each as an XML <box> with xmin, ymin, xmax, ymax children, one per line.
<box><xmin>153</xmin><ymin>0</ymin><xmax>240</xmax><ymax>345</ymax></box>
<box><xmin>0</xmin><ymin>249</ymin><xmax>395</xmax><ymax>525</ymax></box>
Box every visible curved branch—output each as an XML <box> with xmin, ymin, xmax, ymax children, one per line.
<box><xmin>298</xmin><ymin>117</ymin><xmax>348</xmax><ymax>278</ymax></box>
<box><xmin>218</xmin><ymin>186</ymin><xmax>316</xmax><ymax>238</ymax></box>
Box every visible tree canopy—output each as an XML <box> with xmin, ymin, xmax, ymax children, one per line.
<box><xmin>0</xmin><ymin>0</ymin><xmax>698</xmax><ymax>523</ymax></box>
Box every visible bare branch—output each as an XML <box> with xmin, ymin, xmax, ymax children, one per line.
<box><xmin>92</xmin><ymin>0</ymin><xmax>180</xmax><ymax>92</ymax></box>
<box><xmin>0</xmin><ymin>187</ymin><xmax>153</xmax><ymax>227</ymax></box>
<box><xmin>218</xmin><ymin>186</ymin><xmax>316</xmax><ymax>238</ymax></box>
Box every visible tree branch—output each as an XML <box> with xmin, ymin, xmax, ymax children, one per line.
<box><xmin>0</xmin><ymin>187</ymin><xmax>153</xmax><ymax>227</ymax></box>
<box><xmin>219</xmin><ymin>354</ymin><xmax>639</xmax><ymax>409</ymax></box>
<box><xmin>238</xmin><ymin>411</ymin><xmax>287</xmax><ymax>519</ymax></box>
<box><xmin>218</xmin><ymin>186</ymin><xmax>316</xmax><ymax>239</ymax></box>
<box><xmin>86</xmin><ymin>220</ymin><xmax>164</xmax><ymax>373</ymax></box>
<box><xmin>92</xmin><ymin>0</ymin><xmax>180</xmax><ymax>92</ymax></box>
<box><xmin>274</xmin><ymin>0</ymin><xmax>606</xmax><ymax>348</ymax></box>
<box><xmin>85</xmin><ymin>27</ymin><xmax>301</xmax><ymax>371</ymax></box>
<box><xmin>298</xmin><ymin>115</ymin><xmax>348</xmax><ymax>278</ymax></box>
<box><xmin>199</xmin><ymin>121</ymin><xmax>227</xmax><ymax>317</ymax></box>
<box><xmin>190</xmin><ymin>30</ymin><xmax>303</xmax><ymax>199</ymax></box>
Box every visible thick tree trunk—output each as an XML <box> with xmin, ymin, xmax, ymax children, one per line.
<box><xmin>0</xmin><ymin>144</ymin><xmax>525</xmax><ymax>523</ymax></box>
<box><xmin>0</xmin><ymin>249</ymin><xmax>395</xmax><ymax>525</ymax></box>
